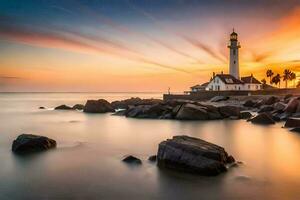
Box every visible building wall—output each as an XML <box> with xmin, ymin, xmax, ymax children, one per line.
<box><xmin>244</xmin><ymin>84</ymin><xmax>262</xmax><ymax>91</ymax></box>
<box><xmin>206</xmin><ymin>77</ymin><xmax>243</xmax><ymax>91</ymax></box>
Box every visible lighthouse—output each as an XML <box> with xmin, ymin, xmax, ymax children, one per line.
<box><xmin>227</xmin><ymin>29</ymin><xmax>241</xmax><ymax>79</ymax></box>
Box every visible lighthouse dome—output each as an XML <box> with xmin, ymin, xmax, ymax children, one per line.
<box><xmin>230</xmin><ymin>30</ymin><xmax>238</xmax><ymax>40</ymax></box>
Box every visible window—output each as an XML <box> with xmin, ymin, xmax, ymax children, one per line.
<box><xmin>248</xmin><ymin>85</ymin><xmax>250</xmax><ymax>89</ymax></box>
<box><xmin>234</xmin><ymin>60</ymin><xmax>236</xmax><ymax>64</ymax></box>
<box><xmin>239</xmin><ymin>86</ymin><xmax>241</xmax><ymax>90</ymax></box>
<box><xmin>256</xmin><ymin>85</ymin><xmax>258</xmax><ymax>89</ymax></box>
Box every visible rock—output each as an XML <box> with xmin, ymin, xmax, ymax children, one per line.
<box><xmin>290</xmin><ymin>127</ymin><xmax>300</xmax><ymax>133</ymax></box>
<box><xmin>12</xmin><ymin>134</ymin><xmax>56</xmax><ymax>154</ymax></box>
<box><xmin>72</xmin><ymin>104</ymin><xmax>84</xmax><ymax>110</ymax></box>
<box><xmin>250</xmin><ymin>113</ymin><xmax>275</xmax><ymax>125</ymax></box>
<box><xmin>175</xmin><ymin>103</ymin><xmax>209</xmax><ymax>120</ymax></box>
<box><xmin>284</xmin><ymin>94</ymin><xmax>293</xmax><ymax>100</ymax></box>
<box><xmin>111</xmin><ymin>98</ymin><xmax>163</xmax><ymax>109</ymax></box>
<box><xmin>218</xmin><ymin>105</ymin><xmax>241</xmax><ymax>118</ymax></box>
<box><xmin>54</xmin><ymin>105</ymin><xmax>73</xmax><ymax>110</ymax></box>
<box><xmin>264</xmin><ymin>96</ymin><xmax>279</xmax><ymax>105</ymax></box>
<box><xmin>39</xmin><ymin>106</ymin><xmax>45</xmax><ymax>109</ymax></box>
<box><xmin>273</xmin><ymin>102</ymin><xmax>287</xmax><ymax>111</ymax></box>
<box><xmin>285</xmin><ymin>98</ymin><xmax>299</xmax><ymax>113</ymax></box>
<box><xmin>125</xmin><ymin>104</ymin><xmax>170</xmax><ymax>119</ymax></box>
<box><xmin>148</xmin><ymin>155</ymin><xmax>157</xmax><ymax>162</ymax></box>
<box><xmin>210</xmin><ymin>96</ymin><xmax>229</xmax><ymax>102</ymax></box>
<box><xmin>258</xmin><ymin>105</ymin><xmax>274</xmax><ymax>113</ymax></box>
<box><xmin>243</xmin><ymin>100</ymin><xmax>256</xmax><ymax>107</ymax></box>
<box><xmin>122</xmin><ymin>155</ymin><xmax>142</xmax><ymax>164</ymax></box>
<box><xmin>157</xmin><ymin>135</ymin><xmax>234</xmax><ymax>176</ymax></box>
<box><xmin>239</xmin><ymin>111</ymin><xmax>253</xmax><ymax>119</ymax></box>
<box><xmin>83</xmin><ymin>99</ymin><xmax>115</xmax><ymax>113</ymax></box>
<box><xmin>284</xmin><ymin>118</ymin><xmax>300</xmax><ymax>128</ymax></box>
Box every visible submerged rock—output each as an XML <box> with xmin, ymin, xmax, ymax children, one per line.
<box><xmin>39</xmin><ymin>106</ymin><xmax>45</xmax><ymax>109</ymax></box>
<box><xmin>12</xmin><ymin>134</ymin><xmax>56</xmax><ymax>154</ymax></box>
<box><xmin>83</xmin><ymin>99</ymin><xmax>115</xmax><ymax>113</ymax></box>
<box><xmin>122</xmin><ymin>155</ymin><xmax>142</xmax><ymax>164</ymax></box>
<box><xmin>250</xmin><ymin>113</ymin><xmax>275</xmax><ymax>125</ymax></box>
<box><xmin>284</xmin><ymin>118</ymin><xmax>300</xmax><ymax>128</ymax></box>
<box><xmin>55</xmin><ymin>105</ymin><xmax>73</xmax><ymax>110</ymax></box>
<box><xmin>157</xmin><ymin>135</ymin><xmax>234</xmax><ymax>176</ymax></box>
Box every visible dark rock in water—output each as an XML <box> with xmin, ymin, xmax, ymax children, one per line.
<box><xmin>175</xmin><ymin>103</ymin><xmax>209</xmax><ymax>120</ymax></box>
<box><xmin>157</xmin><ymin>135</ymin><xmax>234</xmax><ymax>176</ymax></box>
<box><xmin>39</xmin><ymin>106</ymin><xmax>45</xmax><ymax>109</ymax></box>
<box><xmin>125</xmin><ymin>104</ymin><xmax>170</xmax><ymax>119</ymax></box>
<box><xmin>290</xmin><ymin>127</ymin><xmax>300</xmax><ymax>133</ymax></box>
<box><xmin>55</xmin><ymin>105</ymin><xmax>73</xmax><ymax>110</ymax></box>
<box><xmin>285</xmin><ymin>98</ymin><xmax>299</xmax><ymax>113</ymax></box>
<box><xmin>111</xmin><ymin>98</ymin><xmax>163</xmax><ymax>110</ymax></box>
<box><xmin>122</xmin><ymin>155</ymin><xmax>142</xmax><ymax>164</ymax></box>
<box><xmin>12</xmin><ymin>134</ymin><xmax>56</xmax><ymax>154</ymax></box>
<box><xmin>284</xmin><ymin>94</ymin><xmax>293</xmax><ymax>100</ymax></box>
<box><xmin>210</xmin><ymin>96</ymin><xmax>229</xmax><ymax>102</ymax></box>
<box><xmin>258</xmin><ymin>105</ymin><xmax>274</xmax><ymax>113</ymax></box>
<box><xmin>253</xmin><ymin>100</ymin><xmax>264</xmax><ymax>108</ymax></box>
<box><xmin>284</xmin><ymin>118</ymin><xmax>300</xmax><ymax>128</ymax></box>
<box><xmin>239</xmin><ymin>111</ymin><xmax>253</xmax><ymax>119</ymax></box>
<box><xmin>264</xmin><ymin>96</ymin><xmax>279</xmax><ymax>105</ymax></box>
<box><xmin>218</xmin><ymin>105</ymin><xmax>241</xmax><ymax>118</ymax></box>
<box><xmin>83</xmin><ymin>99</ymin><xmax>115</xmax><ymax>113</ymax></box>
<box><xmin>250</xmin><ymin>113</ymin><xmax>275</xmax><ymax>125</ymax></box>
<box><xmin>148</xmin><ymin>155</ymin><xmax>157</xmax><ymax>162</ymax></box>
<box><xmin>243</xmin><ymin>100</ymin><xmax>256</xmax><ymax>107</ymax></box>
<box><xmin>72</xmin><ymin>104</ymin><xmax>84</xmax><ymax>110</ymax></box>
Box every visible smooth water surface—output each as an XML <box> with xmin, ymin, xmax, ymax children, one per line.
<box><xmin>0</xmin><ymin>93</ymin><xmax>300</xmax><ymax>200</ymax></box>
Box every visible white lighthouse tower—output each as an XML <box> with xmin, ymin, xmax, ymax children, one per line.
<box><xmin>227</xmin><ymin>29</ymin><xmax>241</xmax><ymax>79</ymax></box>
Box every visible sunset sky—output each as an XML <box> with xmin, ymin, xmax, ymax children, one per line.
<box><xmin>0</xmin><ymin>0</ymin><xmax>300</xmax><ymax>92</ymax></box>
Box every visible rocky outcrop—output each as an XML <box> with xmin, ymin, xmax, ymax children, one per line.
<box><xmin>273</xmin><ymin>102</ymin><xmax>287</xmax><ymax>111</ymax></box>
<box><xmin>12</xmin><ymin>134</ymin><xmax>56</xmax><ymax>154</ymax></box>
<box><xmin>122</xmin><ymin>155</ymin><xmax>142</xmax><ymax>164</ymax></box>
<box><xmin>239</xmin><ymin>111</ymin><xmax>253</xmax><ymax>119</ymax></box>
<box><xmin>157</xmin><ymin>135</ymin><xmax>234</xmax><ymax>176</ymax></box>
<box><xmin>258</xmin><ymin>105</ymin><xmax>274</xmax><ymax>113</ymax></box>
<box><xmin>55</xmin><ymin>105</ymin><xmax>73</xmax><ymax>110</ymax></box>
<box><xmin>250</xmin><ymin>113</ymin><xmax>275</xmax><ymax>125</ymax></box>
<box><xmin>83</xmin><ymin>99</ymin><xmax>115</xmax><ymax>113</ymax></box>
<box><xmin>243</xmin><ymin>100</ymin><xmax>256</xmax><ymax>107</ymax></box>
<box><xmin>148</xmin><ymin>155</ymin><xmax>157</xmax><ymax>162</ymax></box>
<box><xmin>72</xmin><ymin>104</ymin><xmax>84</xmax><ymax>110</ymax></box>
<box><xmin>264</xmin><ymin>96</ymin><xmax>279</xmax><ymax>105</ymax></box>
<box><xmin>284</xmin><ymin>118</ymin><xmax>300</xmax><ymax>128</ymax></box>
<box><xmin>175</xmin><ymin>103</ymin><xmax>209</xmax><ymax>120</ymax></box>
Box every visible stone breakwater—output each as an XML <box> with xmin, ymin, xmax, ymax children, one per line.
<box><xmin>52</xmin><ymin>95</ymin><xmax>300</xmax><ymax>131</ymax></box>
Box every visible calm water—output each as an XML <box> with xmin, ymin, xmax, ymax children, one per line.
<box><xmin>0</xmin><ymin>93</ymin><xmax>300</xmax><ymax>200</ymax></box>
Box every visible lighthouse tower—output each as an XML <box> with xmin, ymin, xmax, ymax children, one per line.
<box><xmin>227</xmin><ymin>29</ymin><xmax>241</xmax><ymax>79</ymax></box>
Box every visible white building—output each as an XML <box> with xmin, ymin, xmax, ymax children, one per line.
<box><xmin>191</xmin><ymin>30</ymin><xmax>262</xmax><ymax>92</ymax></box>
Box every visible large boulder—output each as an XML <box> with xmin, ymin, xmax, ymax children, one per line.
<box><xmin>218</xmin><ymin>105</ymin><xmax>241</xmax><ymax>118</ymax></box>
<box><xmin>243</xmin><ymin>100</ymin><xmax>256</xmax><ymax>107</ymax></box>
<box><xmin>284</xmin><ymin>98</ymin><xmax>299</xmax><ymax>113</ymax></box>
<box><xmin>264</xmin><ymin>96</ymin><xmax>279</xmax><ymax>105</ymax></box>
<box><xmin>284</xmin><ymin>118</ymin><xmax>300</xmax><ymax>128</ymax></box>
<box><xmin>12</xmin><ymin>134</ymin><xmax>56</xmax><ymax>154</ymax></box>
<box><xmin>175</xmin><ymin>103</ymin><xmax>209</xmax><ymax>120</ymax></box>
<box><xmin>54</xmin><ymin>105</ymin><xmax>73</xmax><ymax>110</ymax></box>
<box><xmin>125</xmin><ymin>104</ymin><xmax>170</xmax><ymax>119</ymax></box>
<box><xmin>239</xmin><ymin>111</ymin><xmax>253</xmax><ymax>119</ymax></box>
<box><xmin>83</xmin><ymin>99</ymin><xmax>115</xmax><ymax>113</ymax></box>
<box><xmin>157</xmin><ymin>135</ymin><xmax>234</xmax><ymax>176</ymax></box>
<box><xmin>258</xmin><ymin>105</ymin><xmax>274</xmax><ymax>113</ymax></box>
<box><xmin>273</xmin><ymin>102</ymin><xmax>287</xmax><ymax>111</ymax></box>
<box><xmin>111</xmin><ymin>98</ymin><xmax>163</xmax><ymax>109</ymax></box>
<box><xmin>250</xmin><ymin>113</ymin><xmax>275</xmax><ymax>125</ymax></box>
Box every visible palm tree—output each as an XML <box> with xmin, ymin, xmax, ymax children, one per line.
<box><xmin>271</xmin><ymin>74</ymin><xmax>281</xmax><ymax>87</ymax></box>
<box><xmin>261</xmin><ymin>78</ymin><xmax>266</xmax><ymax>85</ymax></box>
<box><xmin>290</xmin><ymin>72</ymin><xmax>296</xmax><ymax>87</ymax></box>
<box><xmin>266</xmin><ymin>69</ymin><xmax>274</xmax><ymax>84</ymax></box>
<box><xmin>283</xmin><ymin>69</ymin><xmax>292</xmax><ymax>88</ymax></box>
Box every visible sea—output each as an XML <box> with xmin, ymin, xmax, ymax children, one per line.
<box><xmin>0</xmin><ymin>92</ymin><xmax>300</xmax><ymax>200</ymax></box>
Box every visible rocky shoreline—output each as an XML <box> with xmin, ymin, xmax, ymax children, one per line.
<box><xmin>53</xmin><ymin>95</ymin><xmax>300</xmax><ymax>131</ymax></box>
